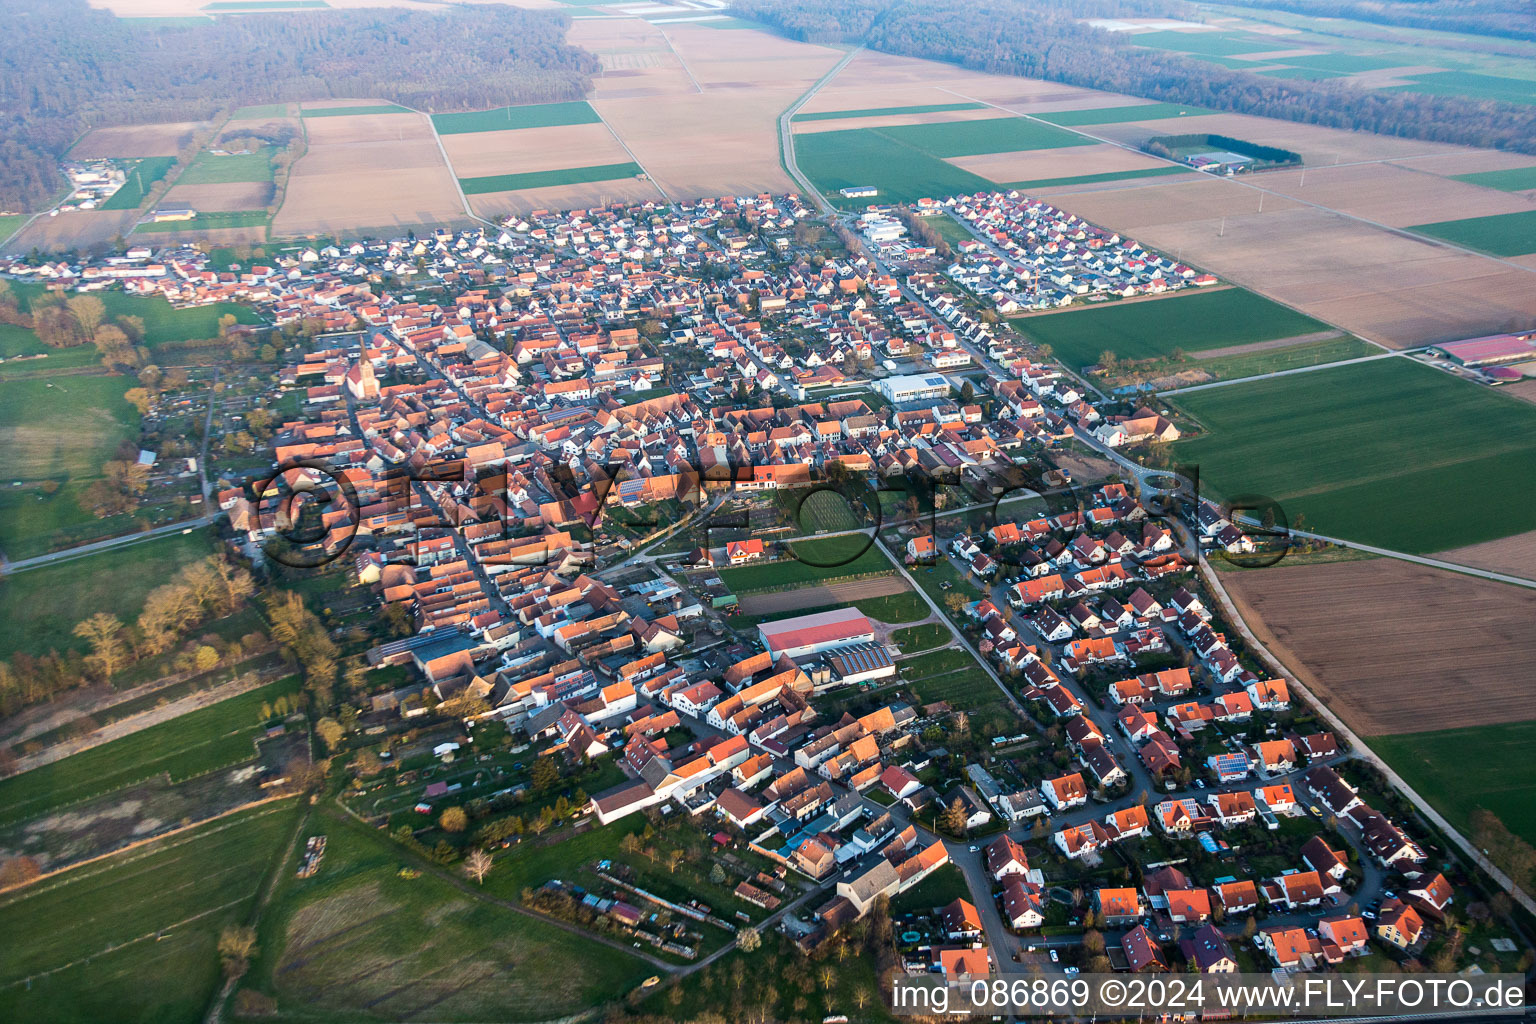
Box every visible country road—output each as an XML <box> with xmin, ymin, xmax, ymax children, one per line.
<box><xmin>778</xmin><ymin>44</ymin><xmax>864</xmax><ymax>213</ymax></box>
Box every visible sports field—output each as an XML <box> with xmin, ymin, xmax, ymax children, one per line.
<box><xmin>794</xmin><ymin>101</ymin><xmax>985</xmax><ymax>122</ymax></box>
<box><xmin>431</xmin><ymin>100</ymin><xmax>600</xmax><ymax>134</ymax></box>
<box><xmin>1371</xmin><ymin>722</ymin><xmax>1536</xmax><ymax>851</ymax></box>
<box><xmin>99</xmin><ymin>156</ymin><xmax>177</xmax><ymax>210</ymax></box>
<box><xmin>1408</xmin><ymin>209</ymin><xmax>1536</xmax><ymax>256</ymax></box>
<box><xmin>716</xmin><ymin>532</ymin><xmax>895</xmax><ymax>592</ymax></box>
<box><xmin>459</xmin><ymin>161</ymin><xmax>643</xmax><ymax>195</ymax></box>
<box><xmin>1170</xmin><ymin>357</ymin><xmax>1536</xmax><ymax>552</ymax></box>
<box><xmin>176</xmin><ymin>147</ymin><xmax>275</xmax><ymax>185</ymax></box>
<box><xmin>1013</xmin><ymin>287</ymin><xmax>1330</xmax><ymax>369</ymax></box>
<box><xmin>0</xmin><ymin>801</ymin><xmax>298</xmax><ymax>1024</ymax></box>
<box><xmin>0</xmin><ymin>675</ymin><xmax>302</xmax><ymax>827</ymax></box>
<box><xmin>1006</xmin><ymin>166</ymin><xmax>1188</xmax><ymax>190</ymax></box>
<box><xmin>1036</xmin><ymin>102</ymin><xmax>1211</xmax><ymax>125</ymax></box>
<box><xmin>1450</xmin><ymin>166</ymin><xmax>1536</xmax><ymax>192</ymax></box>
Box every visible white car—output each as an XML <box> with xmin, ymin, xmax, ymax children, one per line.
<box><xmin>1049</xmin><ymin>949</ymin><xmax>1059</xmax><ymax>963</ymax></box>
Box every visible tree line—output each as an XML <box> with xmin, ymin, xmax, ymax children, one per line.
<box><xmin>0</xmin><ymin>0</ymin><xmax>601</xmax><ymax>211</ymax></box>
<box><xmin>0</xmin><ymin>555</ymin><xmax>257</xmax><ymax>721</ymax></box>
<box><xmin>736</xmin><ymin>0</ymin><xmax>1536</xmax><ymax>155</ymax></box>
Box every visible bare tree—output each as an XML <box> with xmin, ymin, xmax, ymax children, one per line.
<box><xmin>73</xmin><ymin>612</ymin><xmax>130</xmax><ymax>680</ymax></box>
<box><xmin>218</xmin><ymin>924</ymin><xmax>258</xmax><ymax>979</ymax></box>
<box><xmin>737</xmin><ymin>925</ymin><xmax>761</xmax><ymax>952</ymax></box>
<box><xmin>463</xmin><ymin>848</ymin><xmax>494</xmax><ymax>885</ymax></box>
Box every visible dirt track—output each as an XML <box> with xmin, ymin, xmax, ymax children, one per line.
<box><xmin>736</xmin><ymin>575</ymin><xmax>912</xmax><ymax>617</ymax></box>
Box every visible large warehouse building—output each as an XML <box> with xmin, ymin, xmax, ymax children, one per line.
<box><xmin>758</xmin><ymin>607</ymin><xmax>876</xmax><ymax>660</ymax></box>
<box><xmin>874</xmin><ymin>373</ymin><xmax>951</xmax><ymax>404</ymax></box>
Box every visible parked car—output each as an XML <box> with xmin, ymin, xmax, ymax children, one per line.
<box><xmin>1049</xmin><ymin>949</ymin><xmax>1059</xmax><ymax>963</ymax></box>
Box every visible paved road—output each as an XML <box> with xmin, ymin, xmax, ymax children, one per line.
<box><xmin>2</xmin><ymin>515</ymin><xmax>214</xmax><ymax>574</ymax></box>
<box><xmin>1157</xmin><ymin>346</ymin><xmax>1431</xmax><ymax>396</ymax></box>
<box><xmin>778</xmin><ymin>45</ymin><xmax>864</xmax><ymax>213</ymax></box>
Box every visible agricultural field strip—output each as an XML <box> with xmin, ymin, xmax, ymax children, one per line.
<box><xmin>933</xmin><ymin>84</ymin><xmax>1536</xmax><ymax>277</ymax></box>
<box><xmin>1156</xmin><ymin>346</ymin><xmax>1413</xmax><ymax>395</ymax></box>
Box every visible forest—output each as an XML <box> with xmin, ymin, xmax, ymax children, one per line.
<box><xmin>737</xmin><ymin>0</ymin><xmax>1536</xmax><ymax>155</ymax></box>
<box><xmin>0</xmin><ymin>0</ymin><xmax>600</xmax><ymax>212</ymax></box>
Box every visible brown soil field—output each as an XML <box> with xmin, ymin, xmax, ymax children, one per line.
<box><xmin>8</xmin><ymin>210</ymin><xmax>141</xmax><ymax>251</ymax></box>
<box><xmin>1392</xmin><ymin>151</ymin><xmax>1536</xmax><ymax>178</ymax></box>
<box><xmin>790</xmin><ymin>107</ymin><xmax>1008</xmax><ymax>133</ymax></box>
<box><xmin>1257</xmin><ymin>162</ymin><xmax>1535</xmax><ymax>227</ymax></box>
<box><xmin>271</xmin><ymin>111</ymin><xmax>465</xmax><ymax>235</ymax></box>
<box><xmin>1040</xmin><ymin>179</ymin><xmax>1536</xmax><ymax>347</ymax></box>
<box><xmin>1499</xmin><ymin>378</ymin><xmax>1536</xmax><ymax>404</ymax></box>
<box><xmin>164</xmin><ymin>181</ymin><xmax>273</xmax><ymax>211</ymax></box>
<box><xmin>589</xmin><ymin>20</ymin><xmax>844</xmax><ymax>199</ymax></box>
<box><xmin>570</xmin><ymin>17</ymin><xmax>697</xmax><ymax>100</ymax></box>
<box><xmin>441</xmin><ymin>123</ymin><xmax>631</xmax><ymax>179</ymax></box>
<box><xmin>1220</xmin><ymin>558</ymin><xmax>1536</xmax><ymax>734</ymax></box>
<box><xmin>800</xmin><ymin>50</ymin><xmax>1118</xmax><ymax>116</ymax></box>
<box><xmin>1435</xmin><ymin>530</ymin><xmax>1536</xmax><ymax>579</ymax></box>
<box><xmin>71</xmin><ymin>121</ymin><xmax>204</xmax><ymax>158</ymax></box>
<box><xmin>1089</xmin><ymin>111</ymin><xmax>1471</xmax><ymax>165</ymax></box>
<box><xmin>468</xmin><ymin>178</ymin><xmax>666</xmax><ymax>218</ymax></box>
<box><xmin>735</xmin><ymin>575</ymin><xmax>914</xmax><ymax>617</ymax></box>
<box><xmin>137</xmin><ymin>224</ymin><xmax>268</xmax><ymax>245</ymax></box>
<box><xmin>950</xmin><ymin>143</ymin><xmax>1174</xmax><ymax>184</ymax></box>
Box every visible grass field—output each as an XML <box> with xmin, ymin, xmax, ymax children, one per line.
<box><xmin>99</xmin><ymin>157</ymin><xmax>177</xmax><ymax>211</ymax></box>
<box><xmin>1013</xmin><ymin>287</ymin><xmax>1330</xmax><ymax>370</ymax></box>
<box><xmin>134</xmin><ymin>210</ymin><xmax>269</xmax><ymax>233</ymax></box>
<box><xmin>798</xmin><ymin>117</ymin><xmax>1092</xmax><ymax>206</ymax></box>
<box><xmin>1392</xmin><ymin>70</ymin><xmax>1536</xmax><ymax>105</ymax></box>
<box><xmin>431</xmin><ymin>100</ymin><xmax>599</xmax><ymax>134</ymax></box>
<box><xmin>1183</xmin><ymin>335</ymin><xmax>1375</xmax><ymax>383</ymax></box>
<box><xmin>0</xmin><ymin>214</ymin><xmax>25</xmax><ymax>244</ymax></box>
<box><xmin>246</xmin><ymin>811</ymin><xmax>649</xmax><ymax>1021</ymax></box>
<box><xmin>300</xmin><ymin>104</ymin><xmax>410</xmax><ymax>118</ymax></box>
<box><xmin>1450</xmin><ymin>166</ymin><xmax>1536</xmax><ymax>192</ymax></box>
<box><xmin>1407</xmin><ymin>209</ymin><xmax>1536</xmax><ymax>256</ymax></box>
<box><xmin>1130</xmin><ymin>29</ymin><xmax>1277</xmax><ymax>56</ymax></box>
<box><xmin>459</xmin><ymin>161</ymin><xmax>644</xmax><ymax>195</ymax></box>
<box><xmin>892</xmin><ymin>623</ymin><xmax>950</xmax><ymax>654</ymax></box>
<box><xmin>1170</xmin><ymin>357</ymin><xmax>1536</xmax><ymax>552</ymax></box>
<box><xmin>796</xmin><ymin>487</ymin><xmax>867</xmax><ymax>532</ymax></box>
<box><xmin>889</xmin><ymin>862</ymin><xmax>970</xmax><ymax>915</ymax></box>
<box><xmin>1274</xmin><ymin>52</ymin><xmax>1407</xmax><ymax>73</ymax></box>
<box><xmin>177</xmin><ymin>148</ymin><xmax>275</xmax><ymax>185</ymax></box>
<box><xmin>798</xmin><ymin>128</ymin><xmax>994</xmax><ymax>205</ymax></box>
<box><xmin>1006</xmin><ymin>166</ymin><xmax>1189</xmax><ymax>190</ymax></box>
<box><xmin>1370</xmin><ymin>722</ymin><xmax>1536</xmax><ymax>852</ymax></box>
<box><xmin>0</xmin><ymin>373</ymin><xmax>140</xmax><ymax>556</ymax></box>
<box><xmin>794</xmin><ymin>102</ymin><xmax>985</xmax><ymax>122</ymax></box>
<box><xmin>877</xmin><ymin>117</ymin><xmax>1093</xmax><ymax>158</ymax></box>
<box><xmin>0</xmin><ymin>801</ymin><xmax>298</xmax><ymax>1024</ymax></box>
<box><xmin>0</xmin><ymin>675</ymin><xmax>301</xmax><ymax>828</ymax></box>
<box><xmin>1258</xmin><ymin>66</ymin><xmax>1349</xmax><ymax>80</ymax></box>
<box><xmin>717</xmin><ymin>533</ymin><xmax>895</xmax><ymax>592</ymax></box>
<box><xmin>0</xmin><ymin>530</ymin><xmax>215</xmax><ymax>659</ymax></box>
<box><xmin>1036</xmin><ymin>102</ymin><xmax>1210</xmax><ymax>125</ymax></box>
<box><xmin>231</xmin><ymin>103</ymin><xmax>288</xmax><ymax>119</ymax></box>
<box><xmin>11</xmin><ymin>282</ymin><xmax>260</xmax><ymax>344</ymax></box>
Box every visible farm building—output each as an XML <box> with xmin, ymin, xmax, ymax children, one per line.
<box><xmin>839</xmin><ymin>185</ymin><xmax>878</xmax><ymax>198</ymax></box>
<box><xmin>1430</xmin><ymin>331</ymin><xmax>1536</xmax><ymax>368</ymax></box>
